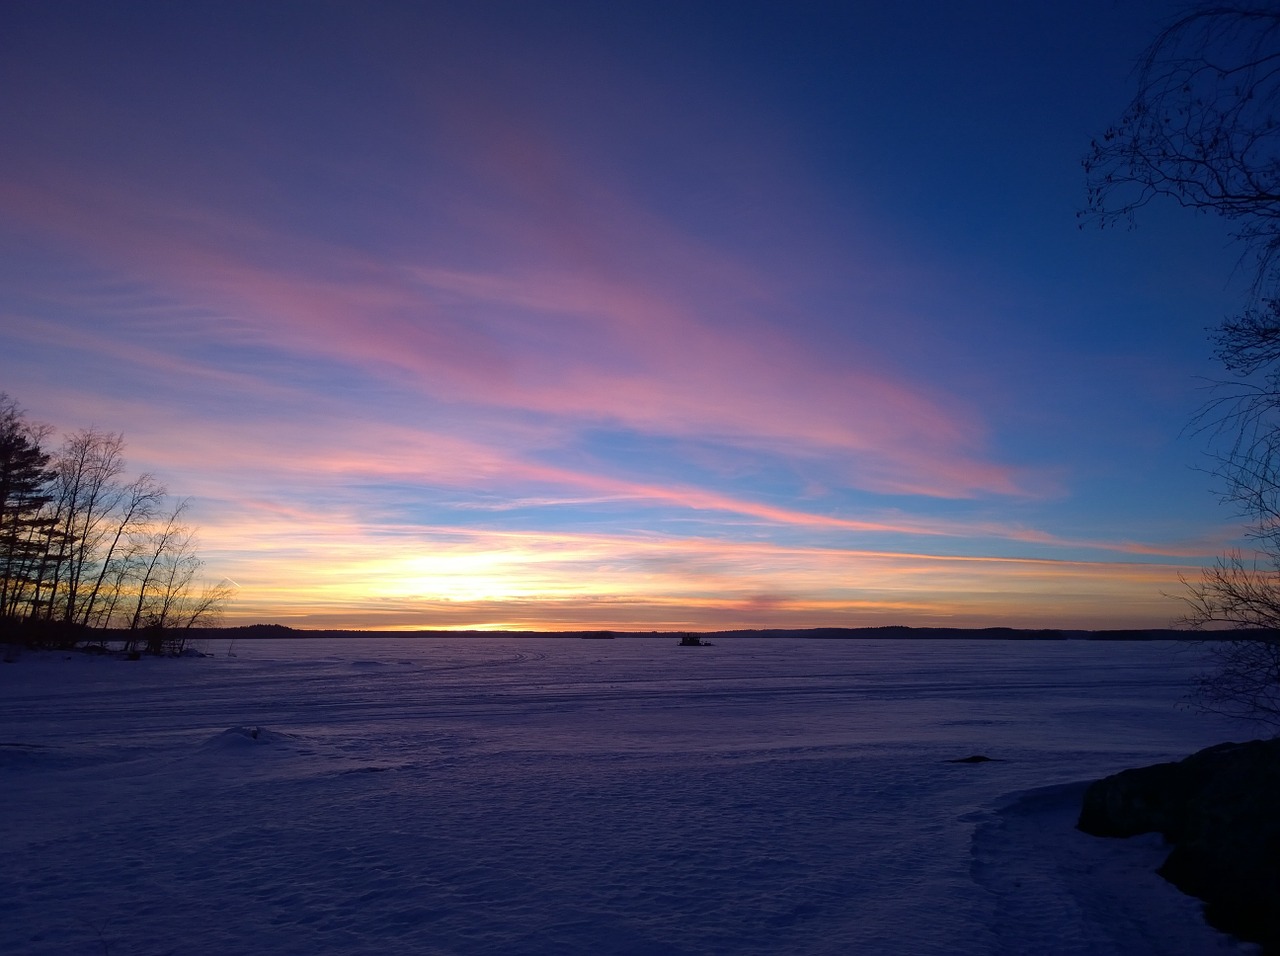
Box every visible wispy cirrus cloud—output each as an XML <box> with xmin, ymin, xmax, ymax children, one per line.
<box><xmin>0</xmin><ymin>1</ymin><xmax>1234</xmax><ymax>632</ymax></box>
<box><xmin>199</xmin><ymin>514</ymin><xmax>1204</xmax><ymax>631</ymax></box>
<box><xmin>0</xmin><ymin>134</ymin><xmax>1031</xmax><ymax>504</ymax></box>
<box><xmin>15</xmin><ymin>369</ymin><xmax>1212</xmax><ymax>569</ymax></box>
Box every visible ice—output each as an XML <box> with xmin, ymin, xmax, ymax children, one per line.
<box><xmin>0</xmin><ymin>638</ymin><xmax>1259</xmax><ymax>954</ymax></box>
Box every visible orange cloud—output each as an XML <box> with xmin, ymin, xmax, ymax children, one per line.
<box><xmin>200</xmin><ymin>521</ymin><xmax>1205</xmax><ymax>632</ymax></box>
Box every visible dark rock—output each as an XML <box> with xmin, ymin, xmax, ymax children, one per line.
<box><xmin>946</xmin><ymin>754</ymin><xmax>1003</xmax><ymax>763</ymax></box>
<box><xmin>1078</xmin><ymin>738</ymin><xmax>1280</xmax><ymax>952</ymax></box>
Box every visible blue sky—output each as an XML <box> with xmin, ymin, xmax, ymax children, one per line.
<box><xmin>0</xmin><ymin>1</ymin><xmax>1255</xmax><ymax>629</ymax></box>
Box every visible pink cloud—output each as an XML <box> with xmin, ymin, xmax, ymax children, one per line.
<box><xmin>25</xmin><ymin>376</ymin><xmax>1206</xmax><ymax>563</ymax></box>
<box><xmin>0</xmin><ymin>141</ymin><xmax>1035</xmax><ymax>502</ymax></box>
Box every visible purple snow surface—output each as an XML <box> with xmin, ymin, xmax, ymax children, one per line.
<box><xmin>0</xmin><ymin>638</ymin><xmax>1257</xmax><ymax>955</ymax></box>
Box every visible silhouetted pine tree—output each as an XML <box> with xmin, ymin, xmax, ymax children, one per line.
<box><xmin>0</xmin><ymin>395</ymin><xmax>56</xmax><ymax>631</ymax></box>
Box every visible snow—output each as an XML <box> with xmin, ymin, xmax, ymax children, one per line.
<box><xmin>0</xmin><ymin>637</ymin><xmax>1261</xmax><ymax>955</ymax></box>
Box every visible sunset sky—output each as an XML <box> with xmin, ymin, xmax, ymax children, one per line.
<box><xmin>0</xmin><ymin>1</ymin><xmax>1256</xmax><ymax>631</ymax></box>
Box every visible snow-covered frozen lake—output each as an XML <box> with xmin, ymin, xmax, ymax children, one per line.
<box><xmin>0</xmin><ymin>637</ymin><xmax>1259</xmax><ymax>955</ymax></box>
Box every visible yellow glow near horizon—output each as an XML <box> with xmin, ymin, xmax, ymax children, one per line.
<box><xmin>200</xmin><ymin>518</ymin><xmax>1207</xmax><ymax>632</ymax></box>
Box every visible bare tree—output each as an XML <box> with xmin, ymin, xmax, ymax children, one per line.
<box><xmin>127</xmin><ymin>502</ymin><xmax>234</xmax><ymax>654</ymax></box>
<box><xmin>1192</xmin><ymin>635</ymin><xmax>1280</xmax><ymax>723</ymax></box>
<box><xmin>79</xmin><ymin>473</ymin><xmax>166</xmax><ymax>629</ymax></box>
<box><xmin>1181</xmin><ymin>551</ymin><xmax>1280</xmax><ymax>629</ymax></box>
<box><xmin>0</xmin><ymin>396</ymin><xmax>233</xmax><ymax>648</ymax></box>
<box><xmin>46</xmin><ymin>429</ymin><xmax>127</xmax><ymax>627</ymax></box>
<box><xmin>152</xmin><ymin>573</ymin><xmax>236</xmax><ymax>655</ymax></box>
<box><xmin>178</xmin><ymin>578</ymin><xmax>236</xmax><ymax>630</ymax></box>
<box><xmin>1085</xmin><ymin>6</ymin><xmax>1280</xmax><ymax>482</ymax></box>
<box><xmin>1084</xmin><ymin>5</ymin><xmax>1280</xmax><ymax>271</ymax></box>
<box><xmin>127</xmin><ymin>498</ymin><xmax>191</xmax><ymax>637</ymax></box>
<box><xmin>146</xmin><ymin>526</ymin><xmax>201</xmax><ymax>632</ymax></box>
<box><xmin>1087</xmin><ymin>5</ymin><xmax>1280</xmax><ymax>720</ymax></box>
<box><xmin>1178</xmin><ymin>553</ymin><xmax>1280</xmax><ymax>724</ymax></box>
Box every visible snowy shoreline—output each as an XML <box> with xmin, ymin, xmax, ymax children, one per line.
<box><xmin>0</xmin><ymin>639</ymin><xmax>1257</xmax><ymax>955</ymax></box>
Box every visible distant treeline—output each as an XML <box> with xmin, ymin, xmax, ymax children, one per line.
<box><xmin>178</xmin><ymin>624</ymin><xmax>1252</xmax><ymax>641</ymax></box>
